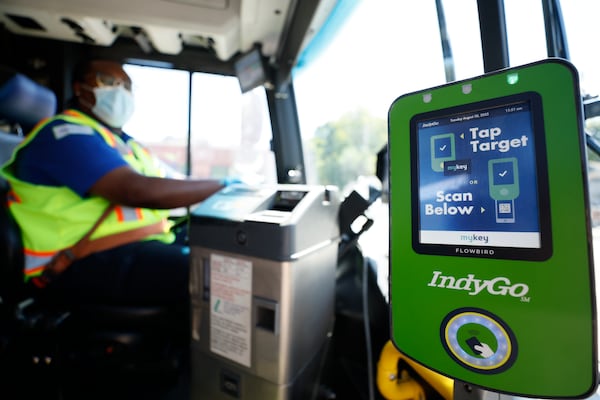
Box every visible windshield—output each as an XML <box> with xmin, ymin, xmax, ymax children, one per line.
<box><xmin>122</xmin><ymin>64</ymin><xmax>277</xmax><ymax>185</ymax></box>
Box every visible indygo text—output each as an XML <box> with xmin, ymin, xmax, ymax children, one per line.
<box><xmin>427</xmin><ymin>270</ymin><xmax>529</xmax><ymax>297</ymax></box>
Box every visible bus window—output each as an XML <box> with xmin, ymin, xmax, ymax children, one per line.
<box><xmin>586</xmin><ymin>117</ymin><xmax>600</xmax><ymax>230</ymax></box>
<box><xmin>587</xmin><ymin>135</ymin><xmax>600</xmax><ymax>226</ymax></box>
<box><xmin>295</xmin><ymin>1</ymin><xmax>445</xmax><ymax>191</ymax></box>
<box><xmin>123</xmin><ymin>64</ymin><xmax>190</xmax><ymax>177</ymax></box>
<box><xmin>561</xmin><ymin>0</ymin><xmax>600</xmax><ymax>98</ymax></box>
<box><xmin>191</xmin><ymin>73</ymin><xmax>276</xmax><ymax>184</ymax></box>
<box><xmin>123</xmin><ymin>64</ymin><xmax>277</xmax><ymax>184</ymax></box>
<box><xmin>504</xmin><ymin>0</ymin><xmax>547</xmax><ymax>67</ymax></box>
<box><xmin>563</xmin><ymin>0</ymin><xmax>600</xmax><ymax>256</ymax></box>
<box><xmin>440</xmin><ymin>0</ymin><xmax>483</xmax><ymax>80</ymax></box>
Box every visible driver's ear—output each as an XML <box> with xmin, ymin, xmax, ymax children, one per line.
<box><xmin>73</xmin><ymin>81</ymin><xmax>82</xmax><ymax>97</ymax></box>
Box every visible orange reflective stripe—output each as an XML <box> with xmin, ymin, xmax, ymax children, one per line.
<box><xmin>114</xmin><ymin>205</ymin><xmax>145</xmax><ymax>222</ymax></box>
<box><xmin>24</xmin><ymin>265</ymin><xmax>46</xmax><ymax>277</ymax></box>
<box><xmin>96</xmin><ymin>127</ymin><xmax>117</xmax><ymax>147</ymax></box>
<box><xmin>29</xmin><ymin>116</ymin><xmax>51</xmax><ymax>133</ymax></box>
<box><xmin>24</xmin><ymin>247</ymin><xmax>56</xmax><ymax>257</ymax></box>
<box><xmin>138</xmin><ymin>146</ymin><xmax>150</xmax><ymax>156</ymax></box>
<box><xmin>23</xmin><ymin>249</ymin><xmax>56</xmax><ymax>277</ymax></box>
<box><xmin>6</xmin><ymin>188</ymin><xmax>20</xmax><ymax>205</ymax></box>
<box><xmin>114</xmin><ymin>206</ymin><xmax>125</xmax><ymax>222</ymax></box>
<box><xmin>63</xmin><ymin>109</ymin><xmax>117</xmax><ymax>147</ymax></box>
<box><xmin>90</xmin><ymin>123</ymin><xmax>116</xmax><ymax>147</ymax></box>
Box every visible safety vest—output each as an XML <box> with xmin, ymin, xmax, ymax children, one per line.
<box><xmin>1</xmin><ymin>109</ymin><xmax>174</xmax><ymax>280</ymax></box>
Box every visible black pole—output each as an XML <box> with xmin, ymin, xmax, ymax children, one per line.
<box><xmin>476</xmin><ymin>0</ymin><xmax>510</xmax><ymax>73</ymax></box>
<box><xmin>435</xmin><ymin>0</ymin><xmax>455</xmax><ymax>82</ymax></box>
<box><xmin>541</xmin><ymin>0</ymin><xmax>570</xmax><ymax>59</ymax></box>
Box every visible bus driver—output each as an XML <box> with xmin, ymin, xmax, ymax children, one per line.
<box><xmin>1</xmin><ymin>60</ymin><xmax>226</xmax><ymax>313</ymax></box>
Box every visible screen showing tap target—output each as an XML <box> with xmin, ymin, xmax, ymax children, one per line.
<box><xmin>411</xmin><ymin>92</ymin><xmax>552</xmax><ymax>260</ymax></box>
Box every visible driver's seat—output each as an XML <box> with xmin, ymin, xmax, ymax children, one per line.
<box><xmin>0</xmin><ymin>68</ymin><xmax>186</xmax><ymax>399</ymax></box>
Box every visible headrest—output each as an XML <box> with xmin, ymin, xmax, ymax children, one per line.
<box><xmin>0</xmin><ymin>68</ymin><xmax>57</xmax><ymax>133</ymax></box>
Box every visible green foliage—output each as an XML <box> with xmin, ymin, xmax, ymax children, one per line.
<box><xmin>309</xmin><ymin>108</ymin><xmax>386</xmax><ymax>190</ymax></box>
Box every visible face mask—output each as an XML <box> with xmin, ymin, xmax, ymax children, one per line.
<box><xmin>90</xmin><ymin>85</ymin><xmax>135</xmax><ymax>128</ymax></box>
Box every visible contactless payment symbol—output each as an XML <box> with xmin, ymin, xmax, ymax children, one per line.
<box><xmin>489</xmin><ymin>158</ymin><xmax>519</xmax><ymax>223</ymax></box>
<box><xmin>441</xmin><ymin>308</ymin><xmax>517</xmax><ymax>374</ymax></box>
<box><xmin>431</xmin><ymin>133</ymin><xmax>456</xmax><ymax>172</ymax></box>
<box><xmin>489</xmin><ymin>158</ymin><xmax>519</xmax><ymax>200</ymax></box>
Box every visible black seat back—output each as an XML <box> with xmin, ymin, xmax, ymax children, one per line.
<box><xmin>0</xmin><ymin>179</ymin><xmax>25</xmax><ymax>305</ymax></box>
<box><xmin>0</xmin><ymin>68</ymin><xmax>56</xmax><ymax>306</ymax></box>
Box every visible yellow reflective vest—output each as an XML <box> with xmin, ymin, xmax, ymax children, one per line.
<box><xmin>1</xmin><ymin>109</ymin><xmax>174</xmax><ymax>280</ymax></box>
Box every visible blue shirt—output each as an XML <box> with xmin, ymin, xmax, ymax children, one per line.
<box><xmin>16</xmin><ymin>117</ymin><xmax>129</xmax><ymax>197</ymax></box>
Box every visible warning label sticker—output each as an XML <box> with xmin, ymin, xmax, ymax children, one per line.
<box><xmin>210</xmin><ymin>253</ymin><xmax>252</xmax><ymax>367</ymax></box>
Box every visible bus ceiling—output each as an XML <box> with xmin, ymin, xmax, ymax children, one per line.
<box><xmin>0</xmin><ymin>0</ymin><xmax>342</xmax><ymax>83</ymax></box>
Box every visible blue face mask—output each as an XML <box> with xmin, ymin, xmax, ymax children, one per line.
<box><xmin>91</xmin><ymin>85</ymin><xmax>135</xmax><ymax>128</ymax></box>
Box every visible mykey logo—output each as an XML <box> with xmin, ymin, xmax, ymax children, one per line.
<box><xmin>428</xmin><ymin>270</ymin><xmax>529</xmax><ymax>298</ymax></box>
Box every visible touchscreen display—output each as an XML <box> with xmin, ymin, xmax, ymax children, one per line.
<box><xmin>411</xmin><ymin>92</ymin><xmax>552</xmax><ymax>260</ymax></box>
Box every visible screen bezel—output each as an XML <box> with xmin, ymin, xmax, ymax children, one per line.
<box><xmin>410</xmin><ymin>91</ymin><xmax>553</xmax><ymax>261</ymax></box>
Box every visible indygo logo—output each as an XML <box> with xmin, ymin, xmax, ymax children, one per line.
<box><xmin>427</xmin><ymin>271</ymin><xmax>529</xmax><ymax>298</ymax></box>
